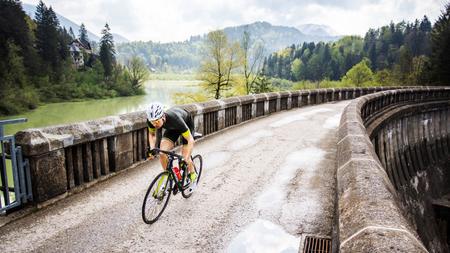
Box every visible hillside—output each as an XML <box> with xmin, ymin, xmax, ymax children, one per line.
<box><xmin>116</xmin><ymin>21</ymin><xmax>341</xmax><ymax>72</ymax></box>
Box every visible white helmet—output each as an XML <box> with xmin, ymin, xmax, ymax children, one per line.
<box><xmin>146</xmin><ymin>102</ymin><xmax>164</xmax><ymax>121</ymax></box>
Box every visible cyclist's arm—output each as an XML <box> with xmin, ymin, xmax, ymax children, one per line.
<box><xmin>148</xmin><ymin>128</ymin><xmax>157</xmax><ymax>148</ymax></box>
<box><xmin>147</xmin><ymin>126</ymin><xmax>157</xmax><ymax>159</ymax></box>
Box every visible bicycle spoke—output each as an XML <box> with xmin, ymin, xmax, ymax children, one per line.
<box><xmin>142</xmin><ymin>172</ymin><xmax>172</xmax><ymax>224</ymax></box>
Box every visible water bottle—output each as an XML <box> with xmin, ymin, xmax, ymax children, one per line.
<box><xmin>173</xmin><ymin>166</ymin><xmax>182</xmax><ymax>181</ymax></box>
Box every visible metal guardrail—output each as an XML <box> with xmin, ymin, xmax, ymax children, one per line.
<box><xmin>0</xmin><ymin>118</ymin><xmax>32</xmax><ymax>214</ymax></box>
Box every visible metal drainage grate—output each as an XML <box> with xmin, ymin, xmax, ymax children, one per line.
<box><xmin>303</xmin><ymin>236</ymin><xmax>332</xmax><ymax>253</ymax></box>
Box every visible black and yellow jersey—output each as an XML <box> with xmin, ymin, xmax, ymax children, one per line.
<box><xmin>147</xmin><ymin>107</ymin><xmax>194</xmax><ymax>146</ymax></box>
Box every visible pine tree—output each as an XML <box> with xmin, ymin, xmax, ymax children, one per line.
<box><xmin>34</xmin><ymin>2</ymin><xmax>61</xmax><ymax>73</ymax></box>
<box><xmin>79</xmin><ymin>23</ymin><xmax>89</xmax><ymax>47</ymax></box>
<box><xmin>47</xmin><ymin>7</ymin><xmax>61</xmax><ymax>67</ymax></box>
<box><xmin>0</xmin><ymin>0</ymin><xmax>36</xmax><ymax>74</ymax></box>
<box><xmin>99</xmin><ymin>23</ymin><xmax>116</xmax><ymax>77</ymax></box>
<box><xmin>430</xmin><ymin>2</ymin><xmax>450</xmax><ymax>85</ymax></box>
<box><xmin>69</xmin><ymin>27</ymin><xmax>76</xmax><ymax>39</ymax></box>
<box><xmin>58</xmin><ymin>27</ymin><xmax>71</xmax><ymax>61</ymax></box>
<box><xmin>34</xmin><ymin>0</ymin><xmax>47</xmax><ymax>63</ymax></box>
<box><xmin>0</xmin><ymin>9</ymin><xmax>39</xmax><ymax>115</ymax></box>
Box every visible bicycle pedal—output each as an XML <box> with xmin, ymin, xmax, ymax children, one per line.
<box><xmin>172</xmin><ymin>187</ymin><xmax>178</xmax><ymax>195</ymax></box>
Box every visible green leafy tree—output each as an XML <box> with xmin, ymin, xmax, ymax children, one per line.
<box><xmin>410</xmin><ymin>55</ymin><xmax>430</xmax><ymax>85</ymax></box>
<box><xmin>290</xmin><ymin>58</ymin><xmax>303</xmax><ymax>81</ymax></box>
<box><xmin>126</xmin><ymin>56</ymin><xmax>149</xmax><ymax>92</ymax></box>
<box><xmin>342</xmin><ymin>58</ymin><xmax>374</xmax><ymax>86</ymax></box>
<box><xmin>99</xmin><ymin>23</ymin><xmax>116</xmax><ymax>78</ymax></box>
<box><xmin>430</xmin><ymin>2</ymin><xmax>450</xmax><ymax>84</ymax></box>
<box><xmin>0</xmin><ymin>42</ymin><xmax>39</xmax><ymax>115</ymax></box>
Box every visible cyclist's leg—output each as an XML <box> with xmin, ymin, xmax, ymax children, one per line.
<box><xmin>155</xmin><ymin>135</ymin><xmax>176</xmax><ymax>196</ymax></box>
<box><xmin>183</xmin><ymin>121</ymin><xmax>196</xmax><ymax>175</ymax></box>
<box><xmin>159</xmin><ymin>131</ymin><xmax>176</xmax><ymax>170</ymax></box>
<box><xmin>181</xmin><ymin>144</ymin><xmax>194</xmax><ymax>173</ymax></box>
<box><xmin>181</xmin><ymin>138</ymin><xmax>197</xmax><ymax>187</ymax></box>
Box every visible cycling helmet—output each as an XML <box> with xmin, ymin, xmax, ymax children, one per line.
<box><xmin>146</xmin><ymin>102</ymin><xmax>164</xmax><ymax>121</ymax></box>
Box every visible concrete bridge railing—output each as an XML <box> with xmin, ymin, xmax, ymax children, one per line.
<box><xmin>337</xmin><ymin>87</ymin><xmax>450</xmax><ymax>252</ymax></box>
<box><xmin>15</xmin><ymin>87</ymin><xmax>403</xmax><ymax>204</ymax></box>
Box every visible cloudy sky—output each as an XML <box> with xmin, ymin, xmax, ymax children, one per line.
<box><xmin>22</xmin><ymin>0</ymin><xmax>445</xmax><ymax>42</ymax></box>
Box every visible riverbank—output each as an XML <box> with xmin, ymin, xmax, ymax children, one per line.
<box><xmin>0</xmin><ymin>80</ymin><xmax>201</xmax><ymax>135</ymax></box>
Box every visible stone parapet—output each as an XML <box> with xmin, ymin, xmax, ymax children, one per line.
<box><xmin>337</xmin><ymin>87</ymin><xmax>450</xmax><ymax>252</ymax></box>
<box><xmin>15</xmin><ymin>86</ymin><xmax>409</xmax><ymax>204</ymax></box>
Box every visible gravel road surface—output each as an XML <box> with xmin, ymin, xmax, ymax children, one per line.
<box><xmin>0</xmin><ymin>101</ymin><xmax>349</xmax><ymax>253</ymax></box>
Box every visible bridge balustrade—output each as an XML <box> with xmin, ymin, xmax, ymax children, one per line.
<box><xmin>13</xmin><ymin>86</ymin><xmax>402</xmax><ymax>206</ymax></box>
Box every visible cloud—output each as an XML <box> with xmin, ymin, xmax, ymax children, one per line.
<box><xmin>21</xmin><ymin>0</ymin><xmax>444</xmax><ymax>42</ymax></box>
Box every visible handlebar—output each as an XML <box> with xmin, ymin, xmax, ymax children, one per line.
<box><xmin>150</xmin><ymin>148</ymin><xmax>184</xmax><ymax>161</ymax></box>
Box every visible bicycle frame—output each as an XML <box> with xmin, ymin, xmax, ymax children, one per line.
<box><xmin>142</xmin><ymin>147</ymin><xmax>202</xmax><ymax>224</ymax></box>
<box><xmin>153</xmin><ymin>148</ymin><xmax>190</xmax><ymax>192</ymax></box>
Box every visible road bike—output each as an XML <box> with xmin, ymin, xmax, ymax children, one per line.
<box><xmin>142</xmin><ymin>148</ymin><xmax>203</xmax><ymax>224</ymax></box>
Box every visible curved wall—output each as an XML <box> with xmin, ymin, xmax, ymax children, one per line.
<box><xmin>368</xmin><ymin>101</ymin><xmax>450</xmax><ymax>252</ymax></box>
<box><xmin>337</xmin><ymin>87</ymin><xmax>450</xmax><ymax>252</ymax></box>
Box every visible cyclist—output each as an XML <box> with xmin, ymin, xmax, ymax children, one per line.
<box><xmin>146</xmin><ymin>102</ymin><xmax>197</xmax><ymax>192</ymax></box>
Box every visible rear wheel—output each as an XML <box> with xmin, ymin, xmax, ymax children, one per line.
<box><xmin>142</xmin><ymin>171</ymin><xmax>172</xmax><ymax>224</ymax></box>
<box><xmin>182</xmin><ymin>154</ymin><xmax>203</xmax><ymax>198</ymax></box>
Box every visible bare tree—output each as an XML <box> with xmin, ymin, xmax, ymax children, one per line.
<box><xmin>198</xmin><ymin>30</ymin><xmax>241</xmax><ymax>99</ymax></box>
<box><xmin>241</xmin><ymin>30</ymin><xmax>265</xmax><ymax>94</ymax></box>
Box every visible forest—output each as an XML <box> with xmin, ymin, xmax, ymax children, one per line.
<box><xmin>0</xmin><ymin>0</ymin><xmax>147</xmax><ymax>116</ymax></box>
<box><xmin>261</xmin><ymin>11</ymin><xmax>449</xmax><ymax>88</ymax></box>
<box><xmin>1</xmin><ymin>0</ymin><xmax>449</xmax><ymax>115</ymax></box>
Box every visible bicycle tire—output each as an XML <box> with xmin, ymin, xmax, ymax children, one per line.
<box><xmin>142</xmin><ymin>171</ymin><xmax>172</xmax><ymax>224</ymax></box>
<box><xmin>181</xmin><ymin>154</ymin><xmax>203</xmax><ymax>198</ymax></box>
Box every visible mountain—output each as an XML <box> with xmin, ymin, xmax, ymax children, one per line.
<box><xmin>21</xmin><ymin>3</ymin><xmax>128</xmax><ymax>43</ymax></box>
<box><xmin>298</xmin><ymin>24</ymin><xmax>338</xmax><ymax>37</ymax></box>
<box><xmin>224</xmin><ymin>21</ymin><xmax>339</xmax><ymax>53</ymax></box>
<box><xmin>116</xmin><ymin>21</ymin><xmax>342</xmax><ymax>73</ymax></box>
<box><xmin>112</xmin><ymin>33</ymin><xmax>130</xmax><ymax>43</ymax></box>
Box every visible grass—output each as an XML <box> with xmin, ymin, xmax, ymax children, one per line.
<box><xmin>0</xmin><ymin>142</ymin><xmax>17</xmax><ymax>208</ymax></box>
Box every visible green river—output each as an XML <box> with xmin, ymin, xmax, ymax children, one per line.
<box><xmin>0</xmin><ymin>80</ymin><xmax>200</xmax><ymax>136</ymax></box>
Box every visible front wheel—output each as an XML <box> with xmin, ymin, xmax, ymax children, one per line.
<box><xmin>142</xmin><ymin>171</ymin><xmax>172</xmax><ymax>224</ymax></box>
<box><xmin>182</xmin><ymin>154</ymin><xmax>203</xmax><ymax>198</ymax></box>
